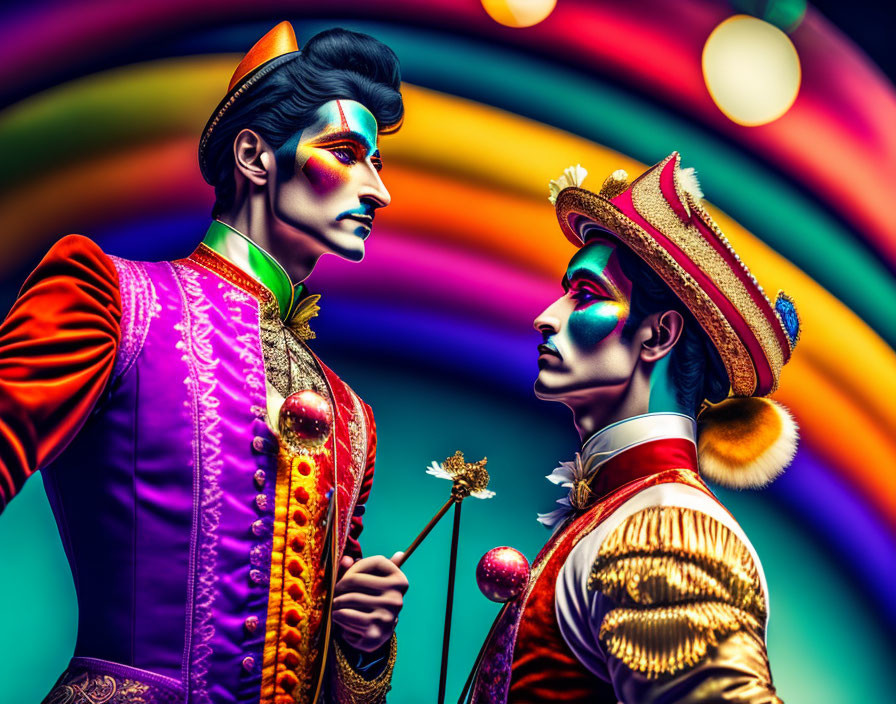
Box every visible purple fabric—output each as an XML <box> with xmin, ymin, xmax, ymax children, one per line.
<box><xmin>43</xmin><ymin>656</ymin><xmax>184</xmax><ymax>703</ymax></box>
<box><xmin>43</xmin><ymin>254</ymin><xmax>275</xmax><ymax>703</ymax></box>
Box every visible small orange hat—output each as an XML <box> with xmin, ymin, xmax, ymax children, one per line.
<box><xmin>199</xmin><ymin>22</ymin><xmax>302</xmax><ymax>182</ymax></box>
<box><xmin>227</xmin><ymin>21</ymin><xmax>299</xmax><ymax>92</ymax></box>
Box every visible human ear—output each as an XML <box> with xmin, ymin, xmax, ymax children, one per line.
<box><xmin>233</xmin><ymin>129</ymin><xmax>272</xmax><ymax>186</ymax></box>
<box><xmin>640</xmin><ymin>310</ymin><xmax>684</xmax><ymax>363</ymax></box>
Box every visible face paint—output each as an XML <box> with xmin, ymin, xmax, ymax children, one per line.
<box><xmin>566</xmin><ymin>244</ymin><xmax>630</xmax><ymax>349</ymax></box>
<box><xmin>534</xmin><ymin>237</ymin><xmax>692</xmax><ymax>422</ymax></box>
<box><xmin>267</xmin><ymin>99</ymin><xmax>391</xmax><ymax>269</ymax></box>
<box><xmin>291</xmin><ymin>100</ymin><xmax>380</xmax><ymax>192</ymax></box>
<box><xmin>534</xmin><ymin>240</ymin><xmax>637</xmax><ymax>401</ymax></box>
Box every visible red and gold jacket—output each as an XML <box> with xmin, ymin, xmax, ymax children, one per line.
<box><xmin>471</xmin><ymin>414</ymin><xmax>781</xmax><ymax>704</ymax></box>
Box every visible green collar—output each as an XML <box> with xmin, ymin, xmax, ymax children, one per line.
<box><xmin>201</xmin><ymin>220</ymin><xmax>301</xmax><ymax>319</ymax></box>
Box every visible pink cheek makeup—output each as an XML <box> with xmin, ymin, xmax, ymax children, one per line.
<box><xmin>299</xmin><ymin>148</ymin><xmax>350</xmax><ymax>193</ymax></box>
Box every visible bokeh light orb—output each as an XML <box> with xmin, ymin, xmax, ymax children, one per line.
<box><xmin>476</xmin><ymin>546</ymin><xmax>530</xmax><ymax>602</ymax></box>
<box><xmin>481</xmin><ymin>0</ymin><xmax>557</xmax><ymax>28</ymax></box>
<box><xmin>702</xmin><ymin>14</ymin><xmax>801</xmax><ymax>126</ymax></box>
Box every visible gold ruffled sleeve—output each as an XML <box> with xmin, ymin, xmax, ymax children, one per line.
<box><xmin>328</xmin><ymin>634</ymin><xmax>396</xmax><ymax>704</ymax></box>
<box><xmin>589</xmin><ymin>506</ymin><xmax>783</xmax><ymax>703</ymax></box>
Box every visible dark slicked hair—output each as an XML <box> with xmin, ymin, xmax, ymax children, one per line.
<box><xmin>615</xmin><ymin>245</ymin><xmax>730</xmax><ymax>415</ymax></box>
<box><xmin>204</xmin><ymin>28</ymin><xmax>403</xmax><ymax>217</ymax></box>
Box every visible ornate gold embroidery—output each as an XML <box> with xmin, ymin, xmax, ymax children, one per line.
<box><xmin>347</xmin><ymin>391</ymin><xmax>367</xmax><ymax>483</ymax></box>
<box><xmin>258</xmin><ymin>295</ymin><xmax>334</xmax><ymax>703</ymax></box>
<box><xmin>259</xmin><ymin>296</ymin><xmax>326</xmax><ymax>399</ymax></box>
<box><xmin>331</xmin><ymin>634</ymin><xmax>397</xmax><ymax>704</ymax></box>
<box><xmin>590</xmin><ymin>506</ymin><xmax>767</xmax><ymax>678</ymax></box>
<box><xmin>343</xmin><ymin>391</ymin><xmax>369</xmax><ymax>540</ymax></box>
<box><xmin>45</xmin><ymin>672</ymin><xmax>153</xmax><ymax>704</ymax></box>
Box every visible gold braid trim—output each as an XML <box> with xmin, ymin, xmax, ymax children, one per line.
<box><xmin>590</xmin><ymin>506</ymin><xmax>767</xmax><ymax>678</ymax></box>
<box><xmin>331</xmin><ymin>634</ymin><xmax>397</xmax><ymax>704</ymax></box>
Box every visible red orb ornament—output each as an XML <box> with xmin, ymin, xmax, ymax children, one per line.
<box><xmin>279</xmin><ymin>390</ymin><xmax>333</xmax><ymax>450</ymax></box>
<box><xmin>476</xmin><ymin>547</ymin><xmax>530</xmax><ymax>603</ymax></box>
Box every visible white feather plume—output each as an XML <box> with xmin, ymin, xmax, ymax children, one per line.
<box><xmin>678</xmin><ymin>166</ymin><xmax>704</xmax><ymax>201</ymax></box>
<box><xmin>548</xmin><ymin>164</ymin><xmax>588</xmax><ymax>204</ymax></box>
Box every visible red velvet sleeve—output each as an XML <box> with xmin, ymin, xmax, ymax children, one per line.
<box><xmin>343</xmin><ymin>401</ymin><xmax>377</xmax><ymax>560</ymax></box>
<box><xmin>0</xmin><ymin>235</ymin><xmax>121</xmax><ymax>512</ymax></box>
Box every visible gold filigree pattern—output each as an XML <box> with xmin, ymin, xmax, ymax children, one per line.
<box><xmin>259</xmin><ymin>297</ymin><xmax>327</xmax><ymax>399</ymax></box>
<box><xmin>590</xmin><ymin>506</ymin><xmax>767</xmax><ymax>678</ymax></box>
<box><xmin>43</xmin><ymin>670</ymin><xmax>175</xmax><ymax>704</ymax></box>
<box><xmin>343</xmin><ymin>391</ymin><xmax>369</xmax><ymax>541</ymax></box>
<box><xmin>330</xmin><ymin>634</ymin><xmax>397</xmax><ymax>704</ymax></box>
<box><xmin>347</xmin><ymin>391</ymin><xmax>368</xmax><ymax>484</ymax></box>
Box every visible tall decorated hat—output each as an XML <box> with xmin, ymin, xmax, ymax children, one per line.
<box><xmin>550</xmin><ymin>154</ymin><xmax>801</xmax><ymax>488</ymax></box>
<box><xmin>198</xmin><ymin>21</ymin><xmax>301</xmax><ymax>182</ymax></box>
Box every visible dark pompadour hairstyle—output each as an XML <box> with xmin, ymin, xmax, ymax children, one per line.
<box><xmin>615</xmin><ymin>245</ymin><xmax>730</xmax><ymax>415</ymax></box>
<box><xmin>203</xmin><ymin>28</ymin><xmax>403</xmax><ymax>217</ymax></box>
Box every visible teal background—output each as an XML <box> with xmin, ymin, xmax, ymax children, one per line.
<box><xmin>1</xmin><ymin>354</ymin><xmax>893</xmax><ymax>702</ymax></box>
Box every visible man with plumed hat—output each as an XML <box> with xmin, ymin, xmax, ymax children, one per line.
<box><xmin>468</xmin><ymin>155</ymin><xmax>798</xmax><ymax>702</ymax></box>
<box><xmin>0</xmin><ymin>22</ymin><xmax>408</xmax><ymax>704</ymax></box>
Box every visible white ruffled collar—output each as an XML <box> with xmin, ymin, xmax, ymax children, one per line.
<box><xmin>537</xmin><ymin>413</ymin><xmax>696</xmax><ymax>531</ymax></box>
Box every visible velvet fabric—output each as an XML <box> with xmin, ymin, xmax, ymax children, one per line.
<box><xmin>0</xmin><ymin>235</ymin><xmax>121</xmax><ymax>512</ymax></box>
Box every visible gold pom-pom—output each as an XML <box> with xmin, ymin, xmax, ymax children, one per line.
<box><xmin>697</xmin><ymin>397</ymin><xmax>798</xmax><ymax>489</ymax></box>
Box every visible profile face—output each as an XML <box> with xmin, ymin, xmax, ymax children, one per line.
<box><xmin>533</xmin><ymin>238</ymin><xmax>640</xmax><ymax>405</ymax></box>
<box><xmin>269</xmin><ymin>99</ymin><xmax>390</xmax><ymax>266</ymax></box>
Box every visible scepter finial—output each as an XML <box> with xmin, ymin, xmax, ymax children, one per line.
<box><xmin>428</xmin><ymin>450</ymin><xmax>495</xmax><ymax>502</ymax></box>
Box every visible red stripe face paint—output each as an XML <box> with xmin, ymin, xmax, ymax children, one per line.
<box><xmin>268</xmin><ymin>99</ymin><xmax>390</xmax><ymax>270</ymax></box>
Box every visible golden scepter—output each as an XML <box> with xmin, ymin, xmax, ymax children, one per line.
<box><xmin>394</xmin><ymin>451</ymin><xmax>494</xmax><ymax>704</ymax></box>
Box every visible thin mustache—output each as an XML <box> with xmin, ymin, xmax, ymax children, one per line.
<box><xmin>337</xmin><ymin>205</ymin><xmax>375</xmax><ymax>222</ymax></box>
<box><xmin>538</xmin><ymin>340</ymin><xmax>561</xmax><ymax>357</ymax></box>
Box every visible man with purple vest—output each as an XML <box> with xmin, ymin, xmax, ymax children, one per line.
<box><xmin>0</xmin><ymin>23</ymin><xmax>407</xmax><ymax>704</ymax></box>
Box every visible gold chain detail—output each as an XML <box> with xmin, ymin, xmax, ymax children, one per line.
<box><xmin>331</xmin><ymin>634</ymin><xmax>397</xmax><ymax>704</ymax></box>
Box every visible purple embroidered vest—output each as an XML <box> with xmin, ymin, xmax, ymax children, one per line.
<box><xmin>41</xmin><ymin>253</ymin><xmax>368</xmax><ymax>703</ymax></box>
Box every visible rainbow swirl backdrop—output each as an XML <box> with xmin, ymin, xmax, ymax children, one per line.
<box><xmin>0</xmin><ymin>1</ymin><xmax>894</xmax><ymax>702</ymax></box>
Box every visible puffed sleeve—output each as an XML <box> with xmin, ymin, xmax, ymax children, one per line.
<box><xmin>342</xmin><ymin>399</ymin><xmax>376</xmax><ymax>561</ymax></box>
<box><xmin>0</xmin><ymin>235</ymin><xmax>121</xmax><ymax>512</ymax></box>
<box><xmin>591</xmin><ymin>506</ymin><xmax>783</xmax><ymax>703</ymax></box>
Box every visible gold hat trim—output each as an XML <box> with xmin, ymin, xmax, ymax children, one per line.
<box><xmin>556</xmin><ymin>187</ymin><xmax>758</xmax><ymax>396</ymax></box>
<box><xmin>631</xmin><ymin>157</ymin><xmax>785</xmax><ymax>388</ymax></box>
